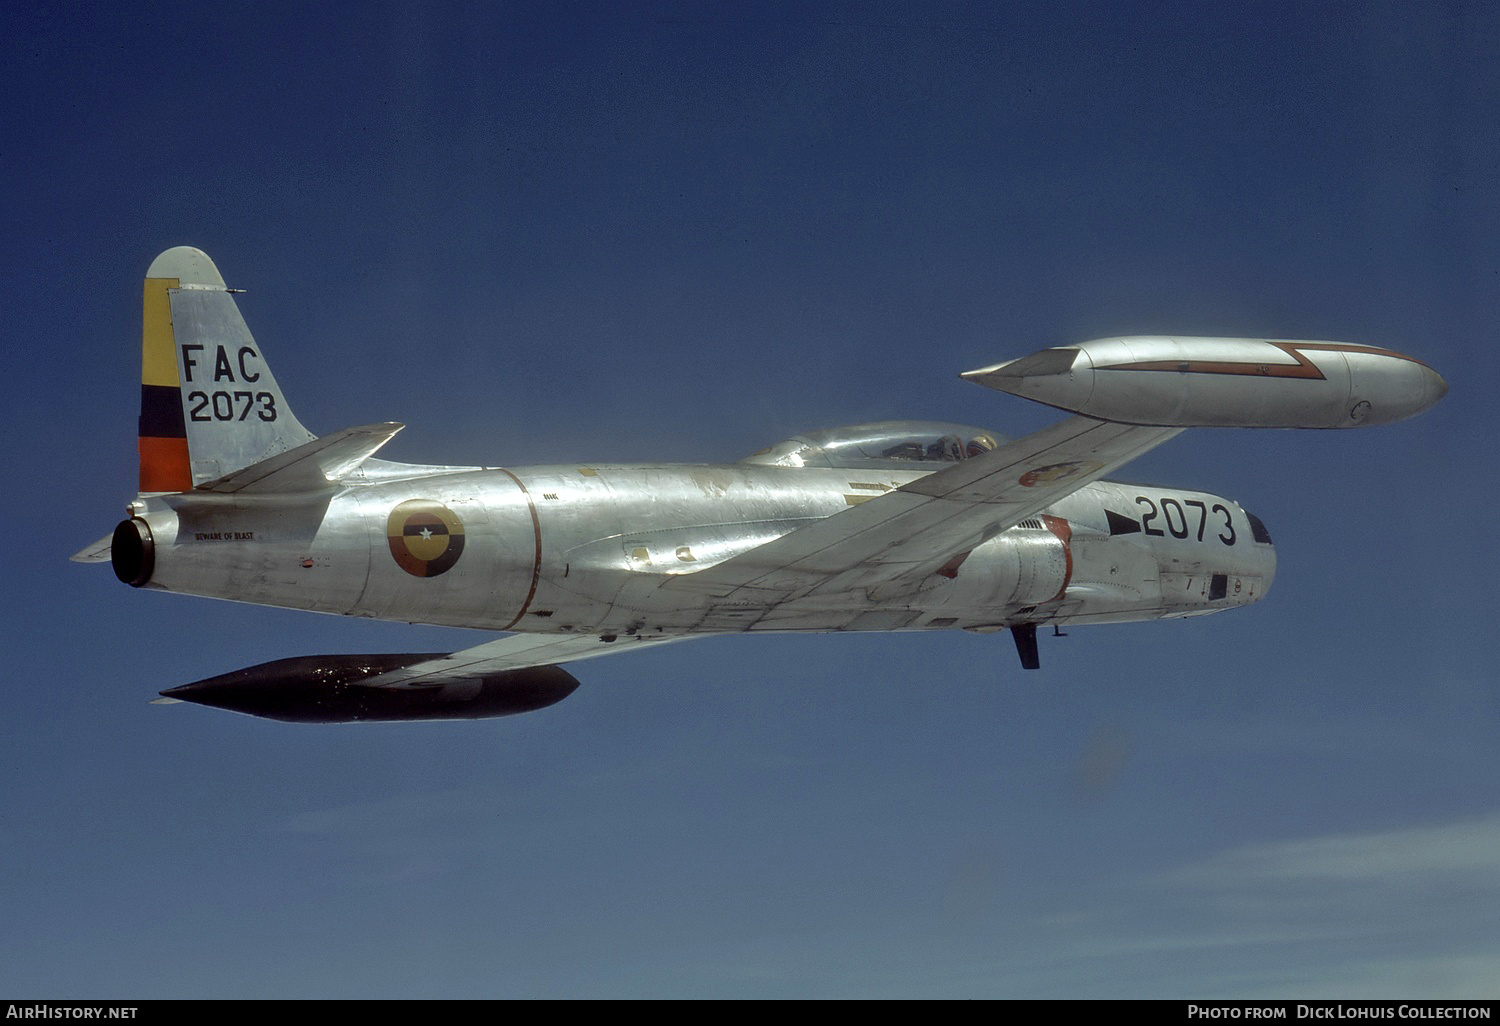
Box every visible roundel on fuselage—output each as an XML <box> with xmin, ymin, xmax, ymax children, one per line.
<box><xmin>386</xmin><ymin>500</ymin><xmax>465</xmax><ymax>577</ymax></box>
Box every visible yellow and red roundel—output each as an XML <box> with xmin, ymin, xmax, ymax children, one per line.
<box><xmin>386</xmin><ymin>500</ymin><xmax>466</xmax><ymax>577</ymax></box>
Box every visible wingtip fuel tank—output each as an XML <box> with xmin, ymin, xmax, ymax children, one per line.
<box><xmin>160</xmin><ymin>655</ymin><xmax>581</xmax><ymax>723</ymax></box>
<box><xmin>963</xmin><ymin>336</ymin><xmax>1447</xmax><ymax>428</ymax></box>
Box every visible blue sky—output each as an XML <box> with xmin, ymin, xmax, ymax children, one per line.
<box><xmin>3</xmin><ymin>0</ymin><xmax>1497</xmax><ymax>998</ymax></box>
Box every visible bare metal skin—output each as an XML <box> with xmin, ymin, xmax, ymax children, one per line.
<box><xmin>73</xmin><ymin>248</ymin><xmax>1444</xmax><ymax>722</ymax></box>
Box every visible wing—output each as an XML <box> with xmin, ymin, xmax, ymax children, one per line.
<box><xmin>651</xmin><ymin>415</ymin><xmax>1181</xmax><ymax>608</ymax></box>
<box><xmin>360</xmin><ymin>630</ymin><xmax>705</xmax><ymax>689</ymax></box>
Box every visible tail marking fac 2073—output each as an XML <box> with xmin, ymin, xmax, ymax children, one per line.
<box><xmin>74</xmin><ymin>247</ymin><xmax>1447</xmax><ymax>723</ymax></box>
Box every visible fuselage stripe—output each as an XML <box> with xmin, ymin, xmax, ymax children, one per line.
<box><xmin>1040</xmin><ymin>514</ymin><xmax>1073</xmax><ymax>602</ymax></box>
<box><xmin>496</xmin><ymin>468</ymin><xmax>543</xmax><ymax>631</ymax></box>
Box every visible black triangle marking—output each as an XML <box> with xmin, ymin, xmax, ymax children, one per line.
<box><xmin>1106</xmin><ymin>509</ymin><xmax>1142</xmax><ymax>536</ymax></box>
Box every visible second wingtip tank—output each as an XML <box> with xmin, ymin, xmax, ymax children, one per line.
<box><xmin>964</xmin><ymin>335</ymin><xmax>1447</xmax><ymax>428</ymax></box>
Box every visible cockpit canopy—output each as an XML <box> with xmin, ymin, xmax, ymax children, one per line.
<box><xmin>740</xmin><ymin>420</ymin><xmax>1008</xmax><ymax>469</ymax></box>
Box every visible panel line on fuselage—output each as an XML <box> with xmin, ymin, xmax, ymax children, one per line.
<box><xmin>495</xmin><ymin>467</ymin><xmax>544</xmax><ymax>630</ymax></box>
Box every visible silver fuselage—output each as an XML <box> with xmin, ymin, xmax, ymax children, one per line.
<box><xmin>89</xmin><ymin>246</ymin><xmax>1443</xmax><ymax>723</ymax></box>
<box><xmin>132</xmin><ymin>461</ymin><xmax>1275</xmax><ymax>636</ymax></box>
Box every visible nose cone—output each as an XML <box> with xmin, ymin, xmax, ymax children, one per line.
<box><xmin>1347</xmin><ymin>348</ymin><xmax>1449</xmax><ymax>426</ymax></box>
<box><xmin>1424</xmin><ymin>364</ymin><xmax>1449</xmax><ymax>410</ymax></box>
<box><xmin>1243</xmin><ymin>507</ymin><xmax>1276</xmax><ymax>600</ymax></box>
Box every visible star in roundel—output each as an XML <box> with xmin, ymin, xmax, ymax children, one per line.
<box><xmin>386</xmin><ymin>500</ymin><xmax>466</xmax><ymax>577</ymax></box>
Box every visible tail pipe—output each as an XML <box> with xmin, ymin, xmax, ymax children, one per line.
<box><xmin>111</xmin><ymin>518</ymin><xmax>155</xmax><ymax>587</ymax></box>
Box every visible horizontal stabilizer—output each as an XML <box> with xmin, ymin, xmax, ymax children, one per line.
<box><xmin>196</xmin><ymin>422</ymin><xmax>405</xmax><ymax>494</ymax></box>
<box><xmin>70</xmin><ymin>533</ymin><xmax>115</xmax><ymax>564</ymax></box>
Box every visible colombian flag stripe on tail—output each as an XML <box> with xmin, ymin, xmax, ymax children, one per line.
<box><xmin>138</xmin><ymin>276</ymin><xmax>191</xmax><ymax>492</ymax></box>
<box><xmin>139</xmin><ymin>436</ymin><xmax>190</xmax><ymax>491</ymax></box>
<box><xmin>138</xmin><ymin>383</ymin><xmax>186</xmax><ymax>437</ymax></box>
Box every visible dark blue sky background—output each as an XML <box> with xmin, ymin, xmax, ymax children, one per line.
<box><xmin>4</xmin><ymin>1</ymin><xmax>1497</xmax><ymax>998</ymax></box>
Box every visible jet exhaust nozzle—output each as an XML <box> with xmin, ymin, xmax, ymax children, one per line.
<box><xmin>112</xmin><ymin>518</ymin><xmax>155</xmax><ymax>587</ymax></box>
<box><xmin>160</xmin><ymin>654</ymin><xmax>581</xmax><ymax>723</ymax></box>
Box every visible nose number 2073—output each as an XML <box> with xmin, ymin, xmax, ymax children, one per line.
<box><xmin>1135</xmin><ymin>494</ymin><xmax>1236</xmax><ymax>545</ymax></box>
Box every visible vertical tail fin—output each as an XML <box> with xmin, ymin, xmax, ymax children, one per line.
<box><xmin>138</xmin><ymin>247</ymin><xmax>315</xmax><ymax>493</ymax></box>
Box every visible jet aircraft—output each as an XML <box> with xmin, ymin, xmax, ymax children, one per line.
<box><xmin>72</xmin><ymin>248</ymin><xmax>1448</xmax><ymax>722</ymax></box>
